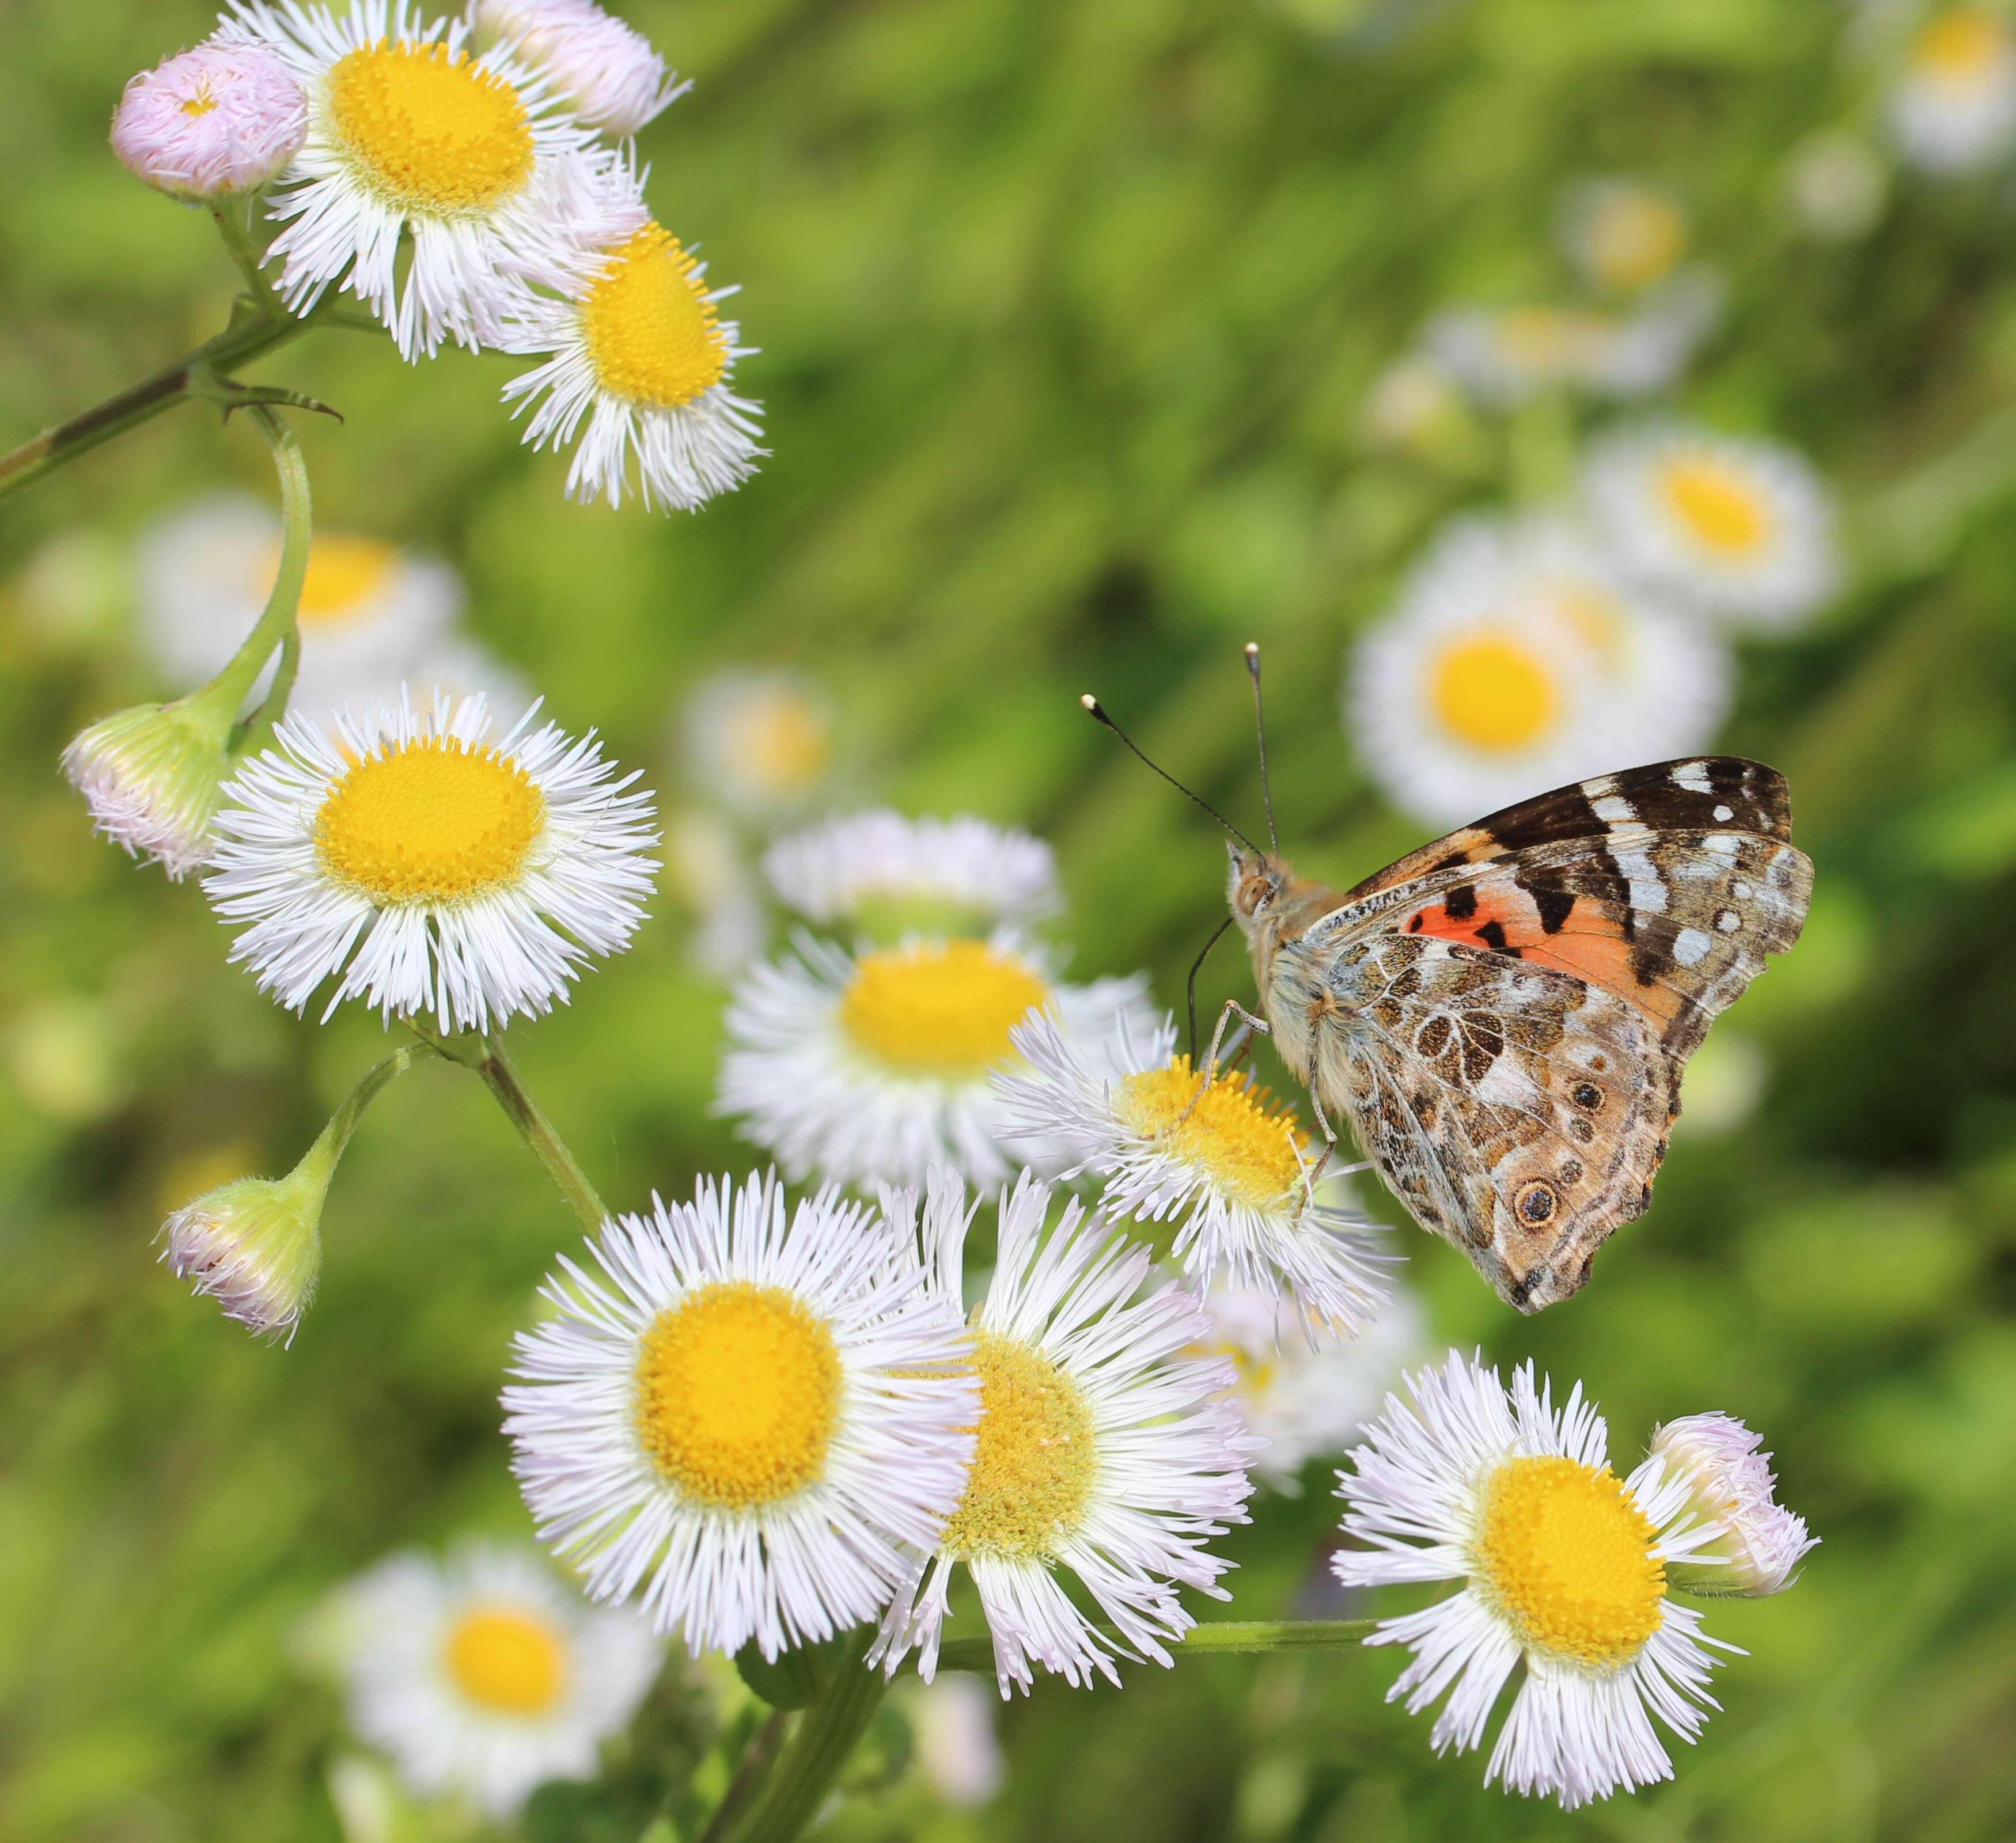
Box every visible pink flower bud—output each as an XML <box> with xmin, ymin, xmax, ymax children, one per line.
<box><xmin>110</xmin><ymin>41</ymin><xmax>306</xmax><ymax>203</ymax></box>
<box><xmin>472</xmin><ymin>0</ymin><xmax>687</xmax><ymax>136</ymax></box>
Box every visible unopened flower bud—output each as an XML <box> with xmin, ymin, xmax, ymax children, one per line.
<box><xmin>111</xmin><ymin>41</ymin><xmax>306</xmax><ymax>203</ymax></box>
<box><xmin>471</xmin><ymin>0</ymin><xmax>687</xmax><ymax>136</ymax></box>
<box><xmin>161</xmin><ymin>1150</ymin><xmax>333</xmax><ymax>1344</ymax></box>
<box><xmin>62</xmin><ymin>698</ymin><xmax>238</xmax><ymax>879</ymax></box>
<box><xmin>1650</xmin><ymin>1412</ymin><xmax>1817</xmax><ymax>1598</ymax></box>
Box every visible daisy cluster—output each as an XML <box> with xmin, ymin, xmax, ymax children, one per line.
<box><xmin>1354</xmin><ymin>177</ymin><xmax>1837</xmax><ymax>831</ymax></box>
<box><xmin>111</xmin><ymin>0</ymin><xmax>761</xmax><ymax>513</ymax></box>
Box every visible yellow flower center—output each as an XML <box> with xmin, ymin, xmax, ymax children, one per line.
<box><xmin>443</xmin><ymin>1606</ymin><xmax>567</xmax><ymax>1716</ymax></box>
<box><xmin>633</xmin><ymin>1281</ymin><xmax>843</xmax><ymax>1510</ymax></box>
<box><xmin>1918</xmin><ymin>9</ymin><xmax>2008</xmax><ymax>78</ymax></box>
<box><xmin>1585</xmin><ymin>192</ymin><xmax>1687</xmax><ymax>292</ymax></box>
<box><xmin>580</xmin><ymin>225</ymin><xmax>731</xmax><ymax>410</ymax></box>
<box><xmin>1113</xmin><ymin>1056</ymin><xmax>1308</xmax><ymax>1209</ymax></box>
<box><xmin>325</xmin><ymin>41</ymin><xmax>533</xmax><ymax>215</ymax></box>
<box><xmin>181</xmin><ymin>87</ymin><xmax>219</xmax><ymax>118</ymax></box>
<box><xmin>262</xmin><ymin>533</ymin><xmax>401</xmax><ymax>627</ymax></box>
<box><xmin>1661</xmin><ymin>455</ymin><xmax>1772</xmax><ymax>556</ymax></box>
<box><xmin>731</xmin><ymin>693</ymin><xmax>832</xmax><ymax>797</ymax></box>
<box><xmin>1502</xmin><ymin>306</ymin><xmax>1599</xmax><ymax>368</ymax></box>
<box><xmin>839</xmin><ymin>941</ymin><xmax>1050</xmax><ymax>1079</ymax></box>
<box><xmin>1472</xmin><ymin>1455</ymin><xmax>1665</xmax><ymax>1669</ymax></box>
<box><xmin>941</xmin><ymin>1331</ymin><xmax>1097</xmax><ymax>1561</ymax></box>
<box><xmin>1427</xmin><ymin>632</ymin><xmax>1560</xmax><ymax>752</ymax></box>
<box><xmin>314</xmin><ymin>735</ymin><xmax>545</xmax><ymax>904</ymax></box>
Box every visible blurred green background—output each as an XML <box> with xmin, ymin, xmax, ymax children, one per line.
<box><xmin>5</xmin><ymin>0</ymin><xmax>2016</xmax><ymax>1837</ymax></box>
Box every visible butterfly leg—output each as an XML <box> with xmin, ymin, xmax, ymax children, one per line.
<box><xmin>1173</xmin><ymin>1000</ymin><xmax>1272</xmax><ymax>1129</ymax></box>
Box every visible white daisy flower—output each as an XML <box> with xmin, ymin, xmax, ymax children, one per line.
<box><xmin>1891</xmin><ymin>7</ymin><xmax>2016</xmax><ymax>175</ymax></box>
<box><xmin>995</xmin><ymin>1009</ymin><xmax>1393</xmax><ymax>1333</ymax></box>
<box><xmin>204</xmin><ymin>690</ymin><xmax>657</xmax><ymax>1031</ymax></box>
<box><xmin>1335</xmin><ymin>1351</ymin><xmax>1748</xmax><ymax>1810</ymax></box>
<box><xmin>1198</xmin><ymin>1280</ymin><xmax>1429</xmax><ymax>1491</ymax></box>
<box><xmin>870</xmin><ymin>1171</ymin><xmax>1260</xmax><ymax>1695</ymax></box>
<box><xmin>763</xmin><ymin>810</ymin><xmax>1060</xmax><ymax>934</ymax></box>
<box><xmin>329</xmin><ymin>1539</ymin><xmax>662</xmax><ymax>1818</ymax></box>
<box><xmin>1346</xmin><ymin>512</ymin><xmax>1732</xmax><ymax>829</ymax></box>
<box><xmin>665</xmin><ymin>807</ymin><xmax>767</xmax><ymax>977</ymax></box>
<box><xmin>1646</xmin><ymin>1413</ymin><xmax>1816</xmax><ymax>1597</ymax></box>
<box><xmin>136</xmin><ymin>494</ymin><xmax>461</xmax><ymax>716</ymax></box>
<box><xmin>471</xmin><ymin>0</ymin><xmax>688</xmax><ymax>136</ymax></box>
<box><xmin>1581</xmin><ymin>422</ymin><xmax>1837</xmax><ymax>629</ymax></box>
<box><xmin>717</xmin><ymin>932</ymin><xmax>1155</xmax><ymax>1189</ymax></box>
<box><xmin>1782</xmin><ymin>131</ymin><xmax>1889</xmax><ymax>240</ymax></box>
<box><xmin>502</xmin><ymin>1171</ymin><xmax>979</xmax><ymax>1659</ymax></box>
<box><xmin>219</xmin><ymin>0</ymin><xmax>631</xmax><ymax>359</ymax></box>
<box><xmin>1558</xmin><ymin>180</ymin><xmax>1689</xmax><ymax>295</ymax></box>
<box><xmin>1425</xmin><ymin>279</ymin><xmax>1718</xmax><ymax>407</ymax></box>
<box><xmin>111</xmin><ymin>40</ymin><xmax>308</xmax><ymax>202</ymax></box>
<box><xmin>681</xmin><ymin>669</ymin><xmax>836</xmax><ymax>821</ymax></box>
<box><xmin>501</xmin><ymin>204</ymin><xmax>764</xmax><ymax>513</ymax></box>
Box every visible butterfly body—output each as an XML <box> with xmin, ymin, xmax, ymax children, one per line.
<box><xmin>1227</xmin><ymin>757</ymin><xmax>1812</xmax><ymax>1312</ymax></box>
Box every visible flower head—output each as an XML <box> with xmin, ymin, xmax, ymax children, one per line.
<box><xmin>204</xmin><ymin>689</ymin><xmax>657</xmax><ymax>1031</ymax></box>
<box><xmin>502</xmin><ymin>209</ymin><xmax>764</xmax><ymax>512</ymax></box>
<box><xmin>472</xmin><ymin>0</ymin><xmax>687</xmax><ymax>135</ymax></box>
<box><xmin>1891</xmin><ymin>7</ymin><xmax>2016</xmax><ymax>176</ymax></box>
<box><xmin>137</xmin><ymin>494</ymin><xmax>461</xmax><ymax>719</ymax></box>
<box><xmin>997</xmin><ymin>1010</ymin><xmax>1392</xmax><ymax>1332</ymax></box>
<box><xmin>1335</xmin><ymin>1351</ymin><xmax>1758</xmax><ymax>1809</ymax></box>
<box><xmin>503</xmin><ymin>1171</ymin><xmax>978</xmax><ymax>1659</ymax></box>
<box><xmin>1559</xmin><ymin>179</ymin><xmax>1689</xmax><ymax>294</ymax></box>
<box><xmin>763</xmin><ymin>809</ymin><xmax>1060</xmax><ymax>935</ymax></box>
<box><xmin>717</xmin><ymin>932</ymin><xmax>1155</xmax><ymax>1189</ymax></box>
<box><xmin>220</xmin><ymin>0</ymin><xmax>635</xmax><ymax>358</ymax></box>
<box><xmin>870</xmin><ymin>1171</ymin><xmax>1260</xmax><ymax>1694</ymax></box>
<box><xmin>62</xmin><ymin>696</ymin><xmax>241</xmax><ymax>879</ymax></box>
<box><xmin>1582</xmin><ymin>422</ymin><xmax>1836</xmax><ymax>629</ymax></box>
<box><xmin>161</xmin><ymin>1156</ymin><xmax>331</xmax><ymax>1342</ymax></box>
<box><xmin>1346</xmin><ymin>512</ymin><xmax>1731</xmax><ymax>828</ymax></box>
<box><xmin>681</xmin><ymin>670</ymin><xmax>836</xmax><ymax>820</ymax></box>
<box><xmin>1782</xmin><ymin>132</ymin><xmax>1888</xmax><ymax>241</ymax></box>
<box><xmin>1647</xmin><ymin>1413</ymin><xmax>1816</xmax><ymax>1597</ymax></box>
<box><xmin>320</xmin><ymin>1539</ymin><xmax>662</xmax><ymax>1818</ymax></box>
<box><xmin>111</xmin><ymin>39</ymin><xmax>308</xmax><ymax>201</ymax></box>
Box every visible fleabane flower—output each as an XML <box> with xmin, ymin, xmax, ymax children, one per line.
<box><xmin>1582</xmin><ymin>422</ymin><xmax>1836</xmax><ymax>629</ymax></box>
<box><xmin>204</xmin><ymin>690</ymin><xmax>657</xmax><ymax>1031</ymax></box>
<box><xmin>137</xmin><ymin>494</ymin><xmax>460</xmax><ymax>717</ymax></box>
<box><xmin>870</xmin><ymin>1171</ymin><xmax>1260</xmax><ymax>1694</ymax></box>
<box><xmin>160</xmin><ymin>1155</ymin><xmax>332</xmax><ymax>1342</ymax></box>
<box><xmin>996</xmin><ymin>1010</ymin><xmax>1392</xmax><ymax>1333</ymax></box>
<box><xmin>219</xmin><ymin>0</ymin><xmax>633</xmax><ymax>358</ymax></box>
<box><xmin>681</xmin><ymin>670</ymin><xmax>836</xmax><ymax>820</ymax></box>
<box><xmin>1558</xmin><ymin>179</ymin><xmax>1689</xmax><ymax>294</ymax></box>
<box><xmin>501</xmin><ymin>210</ymin><xmax>764</xmax><ymax>512</ymax></box>
<box><xmin>1199</xmin><ymin>1280</ymin><xmax>1428</xmax><ymax>1491</ymax></box>
<box><xmin>1346</xmin><ymin>512</ymin><xmax>1731</xmax><ymax>828</ymax></box>
<box><xmin>1335</xmin><ymin>1351</ymin><xmax>1751</xmax><ymax>1810</ymax></box>
<box><xmin>471</xmin><ymin>0</ymin><xmax>687</xmax><ymax>136</ymax></box>
<box><xmin>1891</xmin><ymin>7</ymin><xmax>2016</xmax><ymax>176</ymax></box>
<box><xmin>1647</xmin><ymin>1413</ymin><xmax>1816</xmax><ymax>1597</ymax></box>
<box><xmin>325</xmin><ymin>1540</ymin><xmax>662</xmax><ymax>1818</ymax></box>
<box><xmin>111</xmin><ymin>40</ymin><xmax>308</xmax><ymax>202</ymax></box>
<box><xmin>62</xmin><ymin>696</ymin><xmax>239</xmax><ymax>880</ymax></box>
<box><xmin>763</xmin><ymin>810</ymin><xmax>1060</xmax><ymax>936</ymax></box>
<box><xmin>716</xmin><ymin>932</ymin><xmax>1155</xmax><ymax>1188</ymax></box>
<box><xmin>502</xmin><ymin>1171</ymin><xmax>979</xmax><ymax>1659</ymax></box>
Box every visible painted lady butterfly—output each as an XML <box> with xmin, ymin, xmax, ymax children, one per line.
<box><xmin>1225</xmin><ymin>757</ymin><xmax>1812</xmax><ymax>1312</ymax></box>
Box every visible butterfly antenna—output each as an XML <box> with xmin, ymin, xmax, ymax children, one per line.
<box><xmin>1245</xmin><ymin>642</ymin><xmax>1279</xmax><ymax>854</ymax></box>
<box><xmin>1080</xmin><ymin>695</ymin><xmax>1262</xmax><ymax>854</ymax></box>
<box><xmin>1185</xmin><ymin>915</ymin><xmax>1236</xmax><ymax>1064</ymax></box>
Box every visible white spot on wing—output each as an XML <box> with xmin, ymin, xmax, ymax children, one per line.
<box><xmin>1613</xmin><ymin>847</ymin><xmax>1668</xmax><ymax>913</ymax></box>
<box><xmin>1674</xmin><ymin>927</ymin><xmax>1713</xmax><ymax>966</ymax></box>
<box><xmin>1593</xmin><ymin>795</ymin><xmax>1636</xmax><ymax>824</ymax></box>
<box><xmin>1733</xmin><ymin>879</ymin><xmax>1753</xmax><ymax>899</ymax></box>
<box><xmin>1673</xmin><ymin>762</ymin><xmax>1714</xmax><ymax>795</ymax></box>
<box><xmin>1715</xmin><ymin>909</ymin><xmax>1741</xmax><ymax>932</ymax></box>
<box><xmin>1712</xmin><ymin>803</ymin><xmax>1734</xmax><ymax>822</ymax></box>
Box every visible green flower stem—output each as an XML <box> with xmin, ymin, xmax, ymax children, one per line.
<box><xmin>715</xmin><ymin>1638</ymin><xmax>887</xmax><ymax>1843</ymax></box>
<box><xmin>932</xmin><ymin>1618</ymin><xmax>1379</xmax><ymax>1676</ymax></box>
<box><xmin>696</xmin><ymin>1711</ymin><xmax>791</xmax><ymax>1843</ymax></box>
<box><xmin>460</xmin><ymin>1032</ymin><xmax>609</xmax><ymax>1235</ymax></box>
<box><xmin>312</xmin><ymin>1043</ymin><xmax>434</xmax><ymax>1167</ymax></box>
<box><xmin>210</xmin><ymin>404</ymin><xmax>312</xmax><ymax>746</ymax></box>
<box><xmin>0</xmin><ymin>290</ymin><xmax>371</xmax><ymax>503</ymax></box>
<box><xmin>209</xmin><ymin>202</ymin><xmax>286</xmax><ymax>318</ymax></box>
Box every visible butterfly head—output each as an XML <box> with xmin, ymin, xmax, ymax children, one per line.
<box><xmin>1225</xmin><ymin>840</ymin><xmax>1288</xmax><ymax>923</ymax></box>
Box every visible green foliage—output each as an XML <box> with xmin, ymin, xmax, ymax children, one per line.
<box><xmin>3</xmin><ymin>0</ymin><xmax>2016</xmax><ymax>1840</ymax></box>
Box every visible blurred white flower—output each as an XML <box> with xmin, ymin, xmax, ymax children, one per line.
<box><xmin>1558</xmin><ymin>179</ymin><xmax>1689</xmax><ymax>294</ymax></box>
<box><xmin>1890</xmin><ymin>7</ymin><xmax>2016</xmax><ymax>175</ymax></box>
<box><xmin>1347</xmin><ymin>512</ymin><xmax>1731</xmax><ymax>828</ymax></box>
<box><xmin>471</xmin><ymin>0</ymin><xmax>688</xmax><ymax>135</ymax></box>
<box><xmin>908</xmin><ymin>1675</ymin><xmax>1005</xmax><ymax>1807</ymax></box>
<box><xmin>681</xmin><ymin>670</ymin><xmax>836</xmax><ymax>821</ymax></box>
<box><xmin>764</xmin><ymin>809</ymin><xmax>1060</xmax><ymax>933</ymax></box>
<box><xmin>1782</xmin><ymin>132</ymin><xmax>1889</xmax><ymax>239</ymax></box>
<box><xmin>666</xmin><ymin>807</ymin><xmax>767</xmax><ymax>976</ymax></box>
